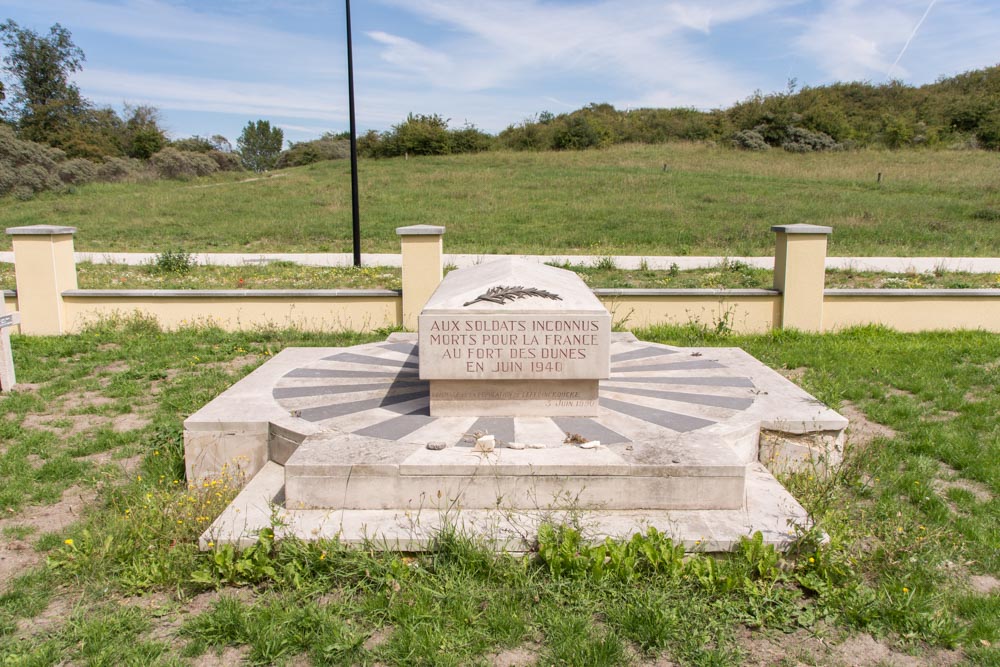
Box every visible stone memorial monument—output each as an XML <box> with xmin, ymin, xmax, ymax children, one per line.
<box><xmin>419</xmin><ymin>258</ymin><xmax>609</xmax><ymax>417</ymax></box>
<box><xmin>185</xmin><ymin>257</ymin><xmax>847</xmax><ymax>551</ymax></box>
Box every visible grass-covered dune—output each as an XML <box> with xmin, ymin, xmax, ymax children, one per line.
<box><xmin>2</xmin><ymin>143</ymin><xmax>998</xmax><ymax>257</ymax></box>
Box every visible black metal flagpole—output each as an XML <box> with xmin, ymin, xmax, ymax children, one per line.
<box><xmin>346</xmin><ymin>0</ymin><xmax>361</xmax><ymax>267</ymax></box>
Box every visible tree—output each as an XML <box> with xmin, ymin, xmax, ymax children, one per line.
<box><xmin>0</xmin><ymin>20</ymin><xmax>85</xmax><ymax>135</ymax></box>
<box><xmin>117</xmin><ymin>103</ymin><xmax>165</xmax><ymax>158</ymax></box>
<box><xmin>237</xmin><ymin>120</ymin><xmax>283</xmax><ymax>171</ymax></box>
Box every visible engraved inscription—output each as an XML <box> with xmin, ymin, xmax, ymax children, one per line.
<box><xmin>419</xmin><ymin>315</ymin><xmax>610</xmax><ymax>380</ymax></box>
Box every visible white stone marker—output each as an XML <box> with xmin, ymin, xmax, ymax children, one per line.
<box><xmin>418</xmin><ymin>258</ymin><xmax>611</xmax><ymax>416</ymax></box>
<box><xmin>0</xmin><ymin>295</ymin><xmax>19</xmax><ymax>391</ymax></box>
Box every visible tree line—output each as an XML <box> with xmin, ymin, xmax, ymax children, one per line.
<box><xmin>0</xmin><ymin>20</ymin><xmax>292</xmax><ymax>199</ymax></box>
<box><xmin>334</xmin><ymin>66</ymin><xmax>1000</xmax><ymax>159</ymax></box>
<box><xmin>2</xmin><ymin>19</ymin><xmax>998</xmax><ymax>199</ymax></box>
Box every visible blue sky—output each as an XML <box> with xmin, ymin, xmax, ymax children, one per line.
<box><xmin>1</xmin><ymin>0</ymin><xmax>998</xmax><ymax>145</ymax></box>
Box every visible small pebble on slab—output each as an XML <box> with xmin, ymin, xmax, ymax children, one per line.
<box><xmin>507</xmin><ymin>441</ymin><xmax>526</xmax><ymax>450</ymax></box>
<box><xmin>577</xmin><ymin>440</ymin><xmax>600</xmax><ymax>449</ymax></box>
<box><xmin>426</xmin><ymin>441</ymin><xmax>448</xmax><ymax>451</ymax></box>
<box><xmin>474</xmin><ymin>434</ymin><xmax>496</xmax><ymax>452</ymax></box>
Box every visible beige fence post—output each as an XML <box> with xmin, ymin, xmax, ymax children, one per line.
<box><xmin>6</xmin><ymin>225</ymin><xmax>78</xmax><ymax>335</ymax></box>
<box><xmin>397</xmin><ymin>225</ymin><xmax>445</xmax><ymax>330</ymax></box>
<box><xmin>772</xmin><ymin>224</ymin><xmax>831</xmax><ymax>332</ymax></box>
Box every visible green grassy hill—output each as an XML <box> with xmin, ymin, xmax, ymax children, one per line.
<box><xmin>1</xmin><ymin>143</ymin><xmax>998</xmax><ymax>256</ymax></box>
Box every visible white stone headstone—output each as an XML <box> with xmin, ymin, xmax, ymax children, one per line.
<box><xmin>418</xmin><ymin>258</ymin><xmax>611</xmax><ymax>416</ymax></box>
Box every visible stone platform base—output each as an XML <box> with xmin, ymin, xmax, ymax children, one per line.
<box><xmin>185</xmin><ymin>333</ymin><xmax>846</xmax><ymax>552</ymax></box>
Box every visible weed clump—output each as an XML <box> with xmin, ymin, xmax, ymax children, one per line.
<box><xmin>147</xmin><ymin>249</ymin><xmax>195</xmax><ymax>275</ymax></box>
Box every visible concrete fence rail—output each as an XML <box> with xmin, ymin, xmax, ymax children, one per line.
<box><xmin>3</xmin><ymin>224</ymin><xmax>999</xmax><ymax>335</ymax></box>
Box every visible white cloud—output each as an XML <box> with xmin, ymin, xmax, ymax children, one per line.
<box><xmin>3</xmin><ymin>0</ymin><xmax>344</xmax><ymax>76</ymax></box>
<box><xmin>76</xmin><ymin>68</ymin><xmax>347</xmax><ymax>123</ymax></box>
<box><xmin>368</xmin><ymin>0</ymin><xmax>793</xmax><ymax>110</ymax></box>
<box><xmin>793</xmin><ymin>0</ymin><xmax>1000</xmax><ymax>82</ymax></box>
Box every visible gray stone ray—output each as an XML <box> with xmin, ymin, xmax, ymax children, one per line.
<box><xmin>285</xmin><ymin>368</ymin><xmax>417</xmax><ymax>379</ymax></box>
<box><xmin>277</xmin><ymin>382</ymin><xmax>429</xmax><ymax>412</ymax></box>
<box><xmin>354</xmin><ymin>411</ymin><xmax>436</xmax><ymax>441</ymax></box>
<box><xmin>297</xmin><ymin>390</ymin><xmax>429</xmax><ymax>422</ymax></box>
<box><xmin>322</xmin><ymin>352</ymin><xmax>419</xmax><ymax>369</ymax></box>
<box><xmin>273</xmin><ymin>381</ymin><xmax>423</xmax><ymax>400</ymax></box>
<box><xmin>590</xmin><ymin>409</ymin><xmax>682</xmax><ymax>447</ymax></box>
<box><xmin>612</xmin><ymin>360</ymin><xmax>723</xmax><ymax>373</ymax></box>
<box><xmin>456</xmin><ymin>417</ymin><xmax>516</xmax><ymax>447</ymax></box>
<box><xmin>312</xmin><ymin>396</ymin><xmax>432</xmax><ymax>432</ymax></box>
<box><xmin>550</xmin><ymin>417</ymin><xmax>631</xmax><ymax>444</ymax></box>
<box><xmin>601</xmin><ymin>375</ymin><xmax>753</xmax><ymax>388</ymax></box>
<box><xmin>600</xmin><ymin>389</ymin><xmax>739</xmax><ymax>423</ymax></box>
<box><xmin>599</xmin><ymin>397</ymin><xmax>715</xmax><ymax>433</ymax></box>
<box><xmin>402</xmin><ymin>417</ymin><xmax>479</xmax><ymax>446</ymax></box>
<box><xmin>383</xmin><ymin>399</ymin><xmax>430</xmax><ymax>416</ymax></box>
<box><xmin>379</xmin><ymin>342</ymin><xmax>418</xmax><ymax>356</ymax></box>
<box><xmin>598</xmin><ymin>385</ymin><xmax>753</xmax><ymax>410</ymax></box>
<box><xmin>610</xmin><ymin>346</ymin><xmax>680</xmax><ymax>364</ymax></box>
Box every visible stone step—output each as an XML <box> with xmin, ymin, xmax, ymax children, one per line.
<box><xmin>202</xmin><ymin>462</ymin><xmax>811</xmax><ymax>552</ymax></box>
<box><xmin>283</xmin><ymin>430</ymin><xmax>748</xmax><ymax>511</ymax></box>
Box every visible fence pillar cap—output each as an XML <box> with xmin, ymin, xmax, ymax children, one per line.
<box><xmin>6</xmin><ymin>225</ymin><xmax>78</xmax><ymax>236</ymax></box>
<box><xmin>396</xmin><ymin>225</ymin><xmax>445</xmax><ymax>236</ymax></box>
<box><xmin>770</xmin><ymin>224</ymin><xmax>832</xmax><ymax>235</ymax></box>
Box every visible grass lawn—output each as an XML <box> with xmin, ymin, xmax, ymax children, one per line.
<box><xmin>0</xmin><ymin>320</ymin><xmax>996</xmax><ymax>665</ymax></box>
<box><xmin>1</xmin><ymin>143</ymin><xmax>998</xmax><ymax>256</ymax></box>
<box><xmin>2</xmin><ymin>259</ymin><xmax>998</xmax><ymax>292</ymax></box>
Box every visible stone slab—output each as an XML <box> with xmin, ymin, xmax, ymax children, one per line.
<box><xmin>202</xmin><ymin>463</ymin><xmax>810</xmax><ymax>552</ymax></box>
<box><xmin>285</xmin><ymin>472</ymin><xmax>745</xmax><ymax>510</ymax></box>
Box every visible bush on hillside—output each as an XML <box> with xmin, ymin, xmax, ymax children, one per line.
<box><xmin>150</xmin><ymin>148</ymin><xmax>218</xmax><ymax>180</ymax></box>
<box><xmin>0</xmin><ymin>123</ymin><xmax>68</xmax><ymax>197</ymax></box>
<box><xmin>781</xmin><ymin>126</ymin><xmax>840</xmax><ymax>152</ymax></box>
<box><xmin>497</xmin><ymin>120</ymin><xmax>553</xmax><ymax>151</ymax></box>
<box><xmin>552</xmin><ymin>115</ymin><xmax>607</xmax><ymax>150</ymax></box>
<box><xmin>205</xmin><ymin>150</ymin><xmax>242</xmax><ymax>172</ymax></box>
<box><xmin>56</xmin><ymin>157</ymin><xmax>97</xmax><ymax>184</ymax></box>
<box><xmin>448</xmin><ymin>124</ymin><xmax>494</xmax><ymax>153</ymax></box>
<box><xmin>732</xmin><ymin>129</ymin><xmax>769</xmax><ymax>151</ymax></box>
<box><xmin>275</xmin><ymin>135</ymin><xmax>350</xmax><ymax>169</ymax></box>
<box><xmin>96</xmin><ymin>156</ymin><xmax>149</xmax><ymax>182</ymax></box>
<box><xmin>360</xmin><ymin>115</ymin><xmax>496</xmax><ymax>158</ymax></box>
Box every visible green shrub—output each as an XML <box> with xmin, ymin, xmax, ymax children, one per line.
<box><xmin>170</xmin><ymin>136</ymin><xmax>215</xmax><ymax>153</ymax></box>
<box><xmin>448</xmin><ymin>123</ymin><xmax>494</xmax><ymax>153</ymax></box>
<box><xmin>552</xmin><ymin>115</ymin><xmax>607</xmax><ymax>150</ymax></box>
<box><xmin>497</xmin><ymin>120</ymin><xmax>554</xmax><ymax>150</ymax></box>
<box><xmin>96</xmin><ymin>156</ymin><xmax>147</xmax><ymax>182</ymax></box>
<box><xmin>205</xmin><ymin>150</ymin><xmax>242</xmax><ymax>172</ymax></box>
<box><xmin>275</xmin><ymin>135</ymin><xmax>349</xmax><ymax>169</ymax></box>
<box><xmin>732</xmin><ymin>129</ymin><xmax>769</xmax><ymax>150</ymax></box>
<box><xmin>150</xmin><ymin>148</ymin><xmax>219</xmax><ymax>180</ymax></box>
<box><xmin>56</xmin><ymin>157</ymin><xmax>97</xmax><ymax>184</ymax></box>
<box><xmin>388</xmin><ymin>113</ymin><xmax>451</xmax><ymax>156</ymax></box>
<box><xmin>781</xmin><ymin>126</ymin><xmax>840</xmax><ymax>152</ymax></box>
<box><xmin>14</xmin><ymin>163</ymin><xmax>51</xmax><ymax>192</ymax></box>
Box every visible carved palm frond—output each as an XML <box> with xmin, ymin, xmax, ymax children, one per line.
<box><xmin>463</xmin><ymin>285</ymin><xmax>563</xmax><ymax>307</ymax></box>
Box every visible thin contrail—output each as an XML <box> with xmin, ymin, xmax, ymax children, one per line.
<box><xmin>887</xmin><ymin>0</ymin><xmax>938</xmax><ymax>79</ymax></box>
